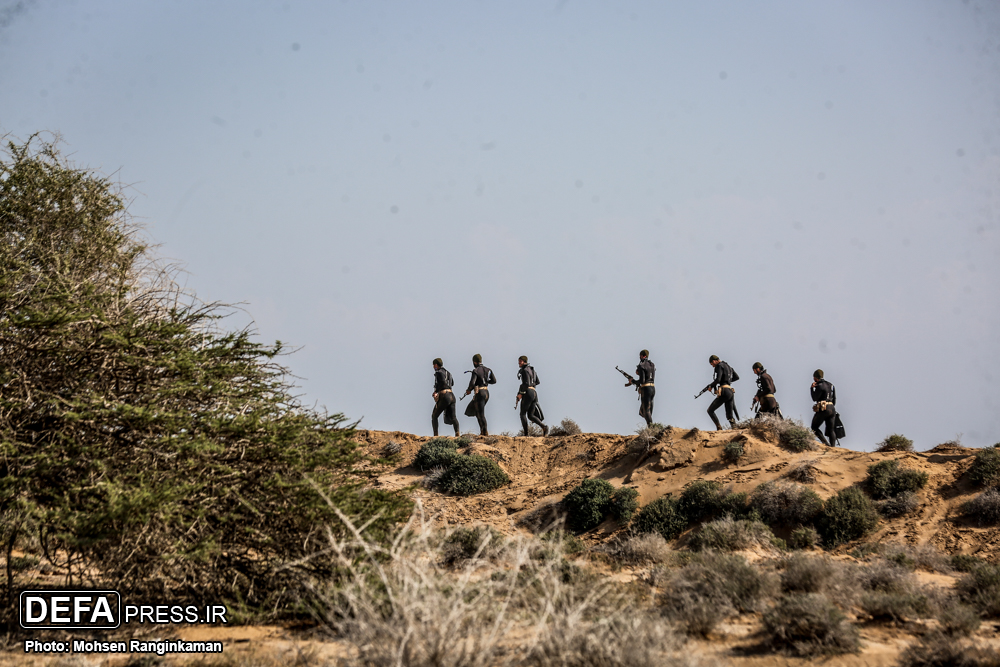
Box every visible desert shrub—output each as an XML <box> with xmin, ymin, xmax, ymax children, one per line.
<box><xmin>716</xmin><ymin>491</ymin><xmax>752</xmax><ymax>519</ymax></box>
<box><xmin>633</xmin><ymin>496</ymin><xmax>688</xmax><ymax>541</ymax></box>
<box><xmin>858</xmin><ymin>559</ymin><xmax>918</xmax><ymax>594</ymax></box>
<box><xmin>612</xmin><ymin>532</ymin><xmax>672</xmax><ymax>565</ymax></box>
<box><xmin>776</xmin><ymin>420</ymin><xmax>818</xmax><ymax>452</ymax></box>
<box><xmin>421</xmin><ymin>466</ymin><xmax>447</xmax><ymax>488</ymax></box>
<box><xmin>788</xmin><ymin>527</ymin><xmax>822</xmax><ymax>550</ymax></box>
<box><xmin>875</xmin><ymin>434</ymin><xmax>914</xmax><ymax>452</ymax></box>
<box><xmin>866</xmin><ymin>460</ymin><xmax>929</xmax><ymax>499</ymax></box>
<box><xmin>562</xmin><ymin>478</ymin><xmax>615</xmax><ymax>532</ymax></box>
<box><xmin>937</xmin><ymin>601</ymin><xmax>981</xmax><ymax>636</ymax></box>
<box><xmin>951</xmin><ymin>554</ymin><xmax>983</xmax><ymax>573</ymax></box>
<box><xmin>678</xmin><ymin>480</ymin><xmax>724</xmax><ymax>523</ymax></box>
<box><xmin>722</xmin><ymin>438</ymin><xmax>745</xmax><ymax>463</ymax></box>
<box><xmin>750</xmin><ymin>481</ymin><xmax>823</xmax><ymax>526</ymax></box>
<box><xmin>441</xmin><ymin>526</ymin><xmax>506</xmax><ymax>564</ymax></box>
<box><xmin>785</xmin><ymin>459</ymin><xmax>820</xmax><ymax>484</ymax></box>
<box><xmin>455</xmin><ymin>435</ymin><xmax>474</xmax><ymax>446</ymax></box>
<box><xmin>878</xmin><ymin>491</ymin><xmax>920</xmax><ymax>518</ymax></box>
<box><xmin>688</xmin><ymin>515</ymin><xmax>778</xmax><ymax>552</ymax></box>
<box><xmin>956</xmin><ymin>563</ymin><xmax>1000</xmax><ymax>617</ymax></box>
<box><xmin>962</xmin><ymin>487</ymin><xmax>1000</xmax><ymax>525</ymax></box>
<box><xmin>898</xmin><ymin>631</ymin><xmax>1000</xmax><ymax>667</ymax></box>
<box><xmin>526</xmin><ymin>614</ymin><xmax>692</xmax><ymax>667</ymax></box>
<box><xmin>631</xmin><ymin>423</ymin><xmax>666</xmax><ymax>453</ymax></box>
<box><xmin>548</xmin><ymin>418</ymin><xmax>582</xmax><ymax>437</ymax></box>
<box><xmin>380</xmin><ymin>440</ymin><xmax>403</xmax><ymax>457</ymax></box>
<box><xmin>412</xmin><ymin>438</ymin><xmax>460</xmax><ymax>471</ymax></box>
<box><xmin>661</xmin><ymin>553</ymin><xmax>775</xmax><ymax>635</ymax></box>
<box><xmin>860</xmin><ymin>591</ymin><xmax>930</xmax><ymax>621</ymax></box>
<box><xmin>436</xmin><ymin>454</ymin><xmax>510</xmax><ymax>495</ymax></box>
<box><xmin>817</xmin><ymin>487</ymin><xmax>879</xmax><ymax>545</ymax></box>
<box><xmin>0</xmin><ymin>138</ymin><xmax>412</xmax><ymax>617</ymax></box>
<box><xmin>763</xmin><ymin>593</ymin><xmax>860</xmax><ymax>656</ymax></box>
<box><xmin>968</xmin><ymin>444</ymin><xmax>1000</xmax><ymax>487</ymax></box>
<box><xmin>610</xmin><ymin>487</ymin><xmax>639</xmax><ymax>524</ymax></box>
<box><xmin>781</xmin><ymin>554</ymin><xmax>837</xmax><ymax>594</ymax></box>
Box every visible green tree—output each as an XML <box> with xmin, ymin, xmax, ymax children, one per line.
<box><xmin>0</xmin><ymin>136</ymin><xmax>411</xmax><ymax>620</ymax></box>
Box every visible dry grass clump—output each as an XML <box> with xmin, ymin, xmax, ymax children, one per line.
<box><xmin>548</xmin><ymin>418</ymin><xmax>582</xmax><ymax>436</ymax></box>
<box><xmin>380</xmin><ymin>440</ymin><xmax>403</xmax><ymax>457</ymax></box>
<box><xmin>875</xmin><ymin>433</ymin><xmax>914</xmax><ymax>452</ymax></box>
<box><xmin>779</xmin><ymin>554</ymin><xmax>857</xmax><ymax>600</ymax></box>
<box><xmin>784</xmin><ymin>459</ymin><xmax>820</xmax><ymax>484</ymax></box>
<box><xmin>659</xmin><ymin>553</ymin><xmax>776</xmax><ymax>636</ymax></box>
<box><xmin>441</xmin><ymin>526</ymin><xmax>507</xmax><ymax>565</ymax></box>
<box><xmin>320</xmin><ymin>506</ymin><xmax>701</xmax><ymax>667</ymax></box>
<box><xmin>956</xmin><ymin>562</ymin><xmax>1000</xmax><ymax>617</ymax></box>
<box><xmin>951</xmin><ymin>554</ymin><xmax>984</xmax><ymax>572</ymax></box>
<box><xmin>723</xmin><ymin>438</ymin><xmax>745</xmax><ymax>463</ymax></box>
<box><xmin>855</xmin><ymin>558</ymin><xmax>931</xmax><ymax>622</ymax></box>
<box><xmin>962</xmin><ymin>487</ymin><xmax>1000</xmax><ymax>525</ymax></box>
<box><xmin>898</xmin><ymin>631</ymin><xmax>1000</xmax><ymax>667</ymax></box>
<box><xmin>421</xmin><ymin>466</ymin><xmax>447</xmax><ymax>489</ymax></box>
<box><xmin>750</xmin><ymin>481</ymin><xmax>823</xmax><ymax>527</ymax></box>
<box><xmin>878</xmin><ymin>491</ymin><xmax>920</xmax><ymax>518</ymax></box>
<box><xmin>968</xmin><ymin>444</ymin><xmax>1000</xmax><ymax>487</ymax></box>
<box><xmin>762</xmin><ymin>593</ymin><xmax>860</xmax><ymax>657</ymax></box>
<box><xmin>611</xmin><ymin>532</ymin><xmax>673</xmax><ymax>565</ymax></box>
<box><xmin>937</xmin><ymin>601</ymin><xmax>982</xmax><ymax>636</ymax></box>
<box><xmin>688</xmin><ymin>515</ymin><xmax>779</xmax><ymax>552</ymax></box>
<box><xmin>734</xmin><ymin>415</ymin><xmax>781</xmax><ymax>443</ymax></box>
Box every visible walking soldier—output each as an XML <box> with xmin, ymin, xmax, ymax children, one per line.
<box><xmin>462</xmin><ymin>353</ymin><xmax>496</xmax><ymax>436</ymax></box>
<box><xmin>751</xmin><ymin>362</ymin><xmax>781</xmax><ymax>418</ymax></box>
<box><xmin>431</xmin><ymin>358</ymin><xmax>460</xmax><ymax>437</ymax></box>
<box><xmin>810</xmin><ymin>369</ymin><xmax>840</xmax><ymax>447</ymax></box>
<box><xmin>516</xmin><ymin>355</ymin><xmax>548</xmax><ymax>436</ymax></box>
<box><xmin>705</xmin><ymin>355</ymin><xmax>739</xmax><ymax>430</ymax></box>
<box><xmin>622</xmin><ymin>350</ymin><xmax>656</xmax><ymax>426</ymax></box>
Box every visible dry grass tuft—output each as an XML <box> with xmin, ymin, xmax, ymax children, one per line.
<box><xmin>611</xmin><ymin>532</ymin><xmax>673</xmax><ymax>565</ymax></box>
<box><xmin>548</xmin><ymin>418</ymin><xmax>582</xmax><ymax>436</ymax></box>
<box><xmin>784</xmin><ymin>459</ymin><xmax>821</xmax><ymax>484</ymax></box>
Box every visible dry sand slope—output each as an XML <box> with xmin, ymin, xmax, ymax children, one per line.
<box><xmin>354</xmin><ymin>426</ymin><xmax>999</xmax><ymax>558</ymax></box>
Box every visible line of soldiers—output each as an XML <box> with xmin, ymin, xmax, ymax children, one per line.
<box><xmin>432</xmin><ymin>350</ymin><xmax>843</xmax><ymax>447</ymax></box>
<box><xmin>431</xmin><ymin>354</ymin><xmax>547</xmax><ymax>437</ymax></box>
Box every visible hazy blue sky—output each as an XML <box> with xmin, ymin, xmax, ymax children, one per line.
<box><xmin>3</xmin><ymin>0</ymin><xmax>999</xmax><ymax>448</ymax></box>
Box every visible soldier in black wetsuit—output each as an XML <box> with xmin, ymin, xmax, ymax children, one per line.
<box><xmin>462</xmin><ymin>353</ymin><xmax>496</xmax><ymax>436</ymax></box>
<box><xmin>810</xmin><ymin>369</ymin><xmax>839</xmax><ymax>447</ymax></box>
<box><xmin>516</xmin><ymin>355</ymin><xmax>548</xmax><ymax>436</ymax></box>
<box><xmin>706</xmin><ymin>354</ymin><xmax>738</xmax><ymax>430</ymax></box>
<box><xmin>752</xmin><ymin>362</ymin><xmax>780</xmax><ymax>418</ymax></box>
<box><xmin>431</xmin><ymin>358</ymin><xmax>460</xmax><ymax>437</ymax></box>
<box><xmin>624</xmin><ymin>350</ymin><xmax>656</xmax><ymax>426</ymax></box>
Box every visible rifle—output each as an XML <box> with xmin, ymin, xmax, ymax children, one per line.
<box><xmin>694</xmin><ymin>384</ymin><xmax>713</xmax><ymax>399</ymax></box>
<box><xmin>615</xmin><ymin>366</ymin><xmax>641</xmax><ymax>399</ymax></box>
<box><xmin>514</xmin><ymin>394</ymin><xmax>521</xmax><ymax>410</ymax></box>
<box><xmin>460</xmin><ymin>370</ymin><xmax>473</xmax><ymax>401</ymax></box>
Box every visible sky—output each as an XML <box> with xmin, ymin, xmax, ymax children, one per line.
<box><xmin>2</xmin><ymin>0</ymin><xmax>999</xmax><ymax>448</ymax></box>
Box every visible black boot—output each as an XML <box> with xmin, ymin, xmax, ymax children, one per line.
<box><xmin>710</xmin><ymin>415</ymin><xmax>723</xmax><ymax>431</ymax></box>
<box><xmin>729</xmin><ymin>419</ymin><xmax>737</xmax><ymax>429</ymax></box>
<box><xmin>814</xmin><ymin>430</ymin><xmax>830</xmax><ymax>446</ymax></box>
<box><xmin>542</xmin><ymin>424</ymin><xmax>549</xmax><ymax>436</ymax></box>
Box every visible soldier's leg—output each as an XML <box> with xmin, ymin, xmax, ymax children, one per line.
<box><xmin>810</xmin><ymin>411</ymin><xmax>830</xmax><ymax>446</ymax></box>
<box><xmin>431</xmin><ymin>401</ymin><xmax>443</xmax><ymax>437</ymax></box>
<box><xmin>723</xmin><ymin>388</ymin><xmax>736</xmax><ymax>427</ymax></box>
<box><xmin>519</xmin><ymin>400</ymin><xmax>530</xmax><ymax>436</ymax></box>
<box><xmin>443</xmin><ymin>394</ymin><xmax>460</xmax><ymax>436</ymax></box>
<box><xmin>824</xmin><ymin>408</ymin><xmax>839</xmax><ymax>447</ymax></box>
<box><xmin>475</xmin><ymin>392</ymin><xmax>489</xmax><ymax>436</ymax></box>
<box><xmin>642</xmin><ymin>387</ymin><xmax>655</xmax><ymax>426</ymax></box>
<box><xmin>707</xmin><ymin>395</ymin><xmax>725</xmax><ymax>430</ymax></box>
<box><xmin>526</xmin><ymin>390</ymin><xmax>545</xmax><ymax>430</ymax></box>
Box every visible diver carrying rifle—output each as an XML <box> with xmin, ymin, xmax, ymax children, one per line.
<box><xmin>699</xmin><ymin>355</ymin><xmax>740</xmax><ymax>430</ymax></box>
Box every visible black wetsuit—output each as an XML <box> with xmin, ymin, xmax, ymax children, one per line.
<box><xmin>810</xmin><ymin>379</ymin><xmax>838</xmax><ymax>446</ymax></box>
<box><xmin>464</xmin><ymin>364</ymin><xmax>496</xmax><ymax>435</ymax></box>
<box><xmin>636</xmin><ymin>358</ymin><xmax>656</xmax><ymax>426</ymax></box>
<box><xmin>517</xmin><ymin>364</ymin><xmax>546</xmax><ymax>436</ymax></box>
<box><xmin>431</xmin><ymin>367</ymin><xmax>459</xmax><ymax>436</ymax></box>
<box><xmin>754</xmin><ymin>370</ymin><xmax>779</xmax><ymax>416</ymax></box>
<box><xmin>708</xmin><ymin>361</ymin><xmax>737</xmax><ymax>429</ymax></box>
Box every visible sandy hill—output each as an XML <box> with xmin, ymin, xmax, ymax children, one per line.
<box><xmin>354</xmin><ymin>426</ymin><xmax>998</xmax><ymax>560</ymax></box>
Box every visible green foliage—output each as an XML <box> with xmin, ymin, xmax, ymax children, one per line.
<box><xmin>763</xmin><ymin>593</ymin><xmax>860</xmax><ymax>656</ymax></box>
<box><xmin>722</xmin><ymin>438</ymin><xmax>745</xmax><ymax>463</ymax></box>
<box><xmin>875</xmin><ymin>434</ymin><xmax>914</xmax><ymax>452</ymax></box>
<box><xmin>0</xmin><ymin>137</ymin><xmax>412</xmax><ymax>617</ymax></box>
<box><xmin>951</xmin><ymin>554</ymin><xmax>983</xmax><ymax>573</ymax></box>
<box><xmin>817</xmin><ymin>487</ymin><xmax>879</xmax><ymax>545</ymax></box>
<box><xmin>865</xmin><ymin>459</ymin><xmax>929</xmax><ymax>499</ymax></box>
<box><xmin>678</xmin><ymin>480</ymin><xmax>724</xmax><ymax>523</ymax></box>
<box><xmin>412</xmin><ymin>437</ymin><xmax>460</xmax><ymax>471</ymax></box>
<box><xmin>899</xmin><ymin>631</ymin><xmax>1000</xmax><ymax>667</ymax></box>
<box><xmin>441</xmin><ymin>526</ymin><xmax>506</xmax><ymax>564</ymax></box>
<box><xmin>878</xmin><ymin>491</ymin><xmax>920</xmax><ymax>518</ymax></box>
<box><xmin>968</xmin><ymin>444</ymin><xmax>1000</xmax><ymax>487</ymax></box>
<box><xmin>937</xmin><ymin>602</ymin><xmax>981</xmax><ymax>636</ymax></box>
<box><xmin>562</xmin><ymin>478</ymin><xmax>615</xmax><ymax>532</ymax></box>
<box><xmin>436</xmin><ymin>454</ymin><xmax>510</xmax><ymax>496</ymax></box>
<box><xmin>750</xmin><ymin>481</ymin><xmax>824</xmax><ymax>526</ymax></box>
<box><xmin>860</xmin><ymin>591</ymin><xmax>930</xmax><ymax>621</ymax></box>
<box><xmin>778</xmin><ymin>421</ymin><xmax>817</xmax><ymax>452</ymax></box>
<box><xmin>610</xmin><ymin>487</ymin><xmax>639</xmax><ymax>524</ymax></box>
<box><xmin>716</xmin><ymin>491</ymin><xmax>752</xmax><ymax>519</ymax></box>
<box><xmin>633</xmin><ymin>496</ymin><xmax>688</xmax><ymax>541</ymax></box>
<box><xmin>788</xmin><ymin>526</ymin><xmax>822</xmax><ymax>550</ymax></box>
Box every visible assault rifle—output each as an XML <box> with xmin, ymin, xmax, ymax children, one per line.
<box><xmin>460</xmin><ymin>370</ymin><xmax>472</xmax><ymax>401</ymax></box>
<box><xmin>694</xmin><ymin>384</ymin><xmax>714</xmax><ymax>399</ymax></box>
<box><xmin>615</xmin><ymin>366</ymin><xmax>641</xmax><ymax>399</ymax></box>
